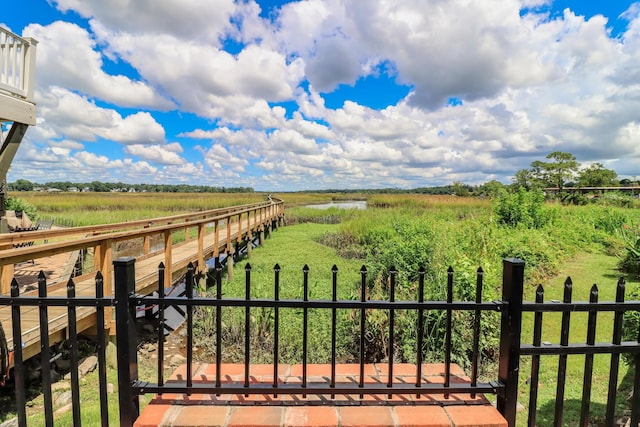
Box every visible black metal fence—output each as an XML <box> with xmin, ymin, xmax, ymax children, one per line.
<box><xmin>2</xmin><ymin>258</ymin><xmax>640</xmax><ymax>427</ymax></box>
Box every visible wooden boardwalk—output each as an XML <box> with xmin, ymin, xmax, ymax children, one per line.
<box><xmin>0</xmin><ymin>201</ymin><xmax>284</xmax><ymax>364</ymax></box>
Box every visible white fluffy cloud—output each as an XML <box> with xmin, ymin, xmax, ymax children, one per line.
<box><xmin>36</xmin><ymin>87</ymin><xmax>165</xmax><ymax>144</ymax></box>
<box><xmin>24</xmin><ymin>21</ymin><xmax>172</xmax><ymax>109</ymax></box>
<box><xmin>53</xmin><ymin>0</ymin><xmax>236</xmax><ymax>43</ymax></box>
<box><xmin>124</xmin><ymin>143</ymin><xmax>185</xmax><ymax>165</ymax></box>
<box><xmin>7</xmin><ymin>0</ymin><xmax>640</xmax><ymax>189</ymax></box>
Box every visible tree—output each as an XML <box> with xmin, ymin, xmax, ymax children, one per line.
<box><xmin>577</xmin><ymin>163</ymin><xmax>618</xmax><ymax>187</ymax></box>
<box><xmin>452</xmin><ymin>181</ymin><xmax>470</xmax><ymax>196</ymax></box>
<box><xmin>11</xmin><ymin>179</ymin><xmax>33</xmax><ymax>191</ymax></box>
<box><xmin>512</xmin><ymin>168</ymin><xmax>545</xmax><ymax>191</ymax></box>
<box><xmin>543</xmin><ymin>151</ymin><xmax>579</xmax><ymax>190</ymax></box>
<box><xmin>477</xmin><ymin>180</ymin><xmax>506</xmax><ymax>198</ymax></box>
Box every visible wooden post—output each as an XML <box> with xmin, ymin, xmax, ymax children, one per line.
<box><xmin>93</xmin><ymin>244</ymin><xmax>101</xmax><ymax>275</ymax></box>
<box><xmin>226</xmin><ymin>217</ymin><xmax>232</xmax><ymax>255</ymax></box>
<box><xmin>226</xmin><ymin>247</ymin><xmax>234</xmax><ymax>282</ymax></box>
<box><xmin>164</xmin><ymin>230</ymin><xmax>172</xmax><ymax>287</ymax></box>
<box><xmin>226</xmin><ymin>216</ymin><xmax>234</xmax><ymax>281</ymax></box>
<box><xmin>197</xmin><ymin>223</ymin><xmax>205</xmax><ymax>288</ymax></box>
<box><xmin>100</xmin><ymin>240</ymin><xmax>113</xmax><ymax>295</ymax></box>
<box><xmin>214</xmin><ymin>220</ymin><xmax>220</xmax><ymax>258</ymax></box>
<box><xmin>143</xmin><ymin>222</ymin><xmax>151</xmax><ymax>255</ymax></box>
<box><xmin>197</xmin><ymin>223</ymin><xmax>205</xmax><ymax>269</ymax></box>
<box><xmin>237</xmin><ymin>213</ymin><xmax>243</xmax><ymax>245</ymax></box>
<box><xmin>99</xmin><ymin>239</ymin><xmax>114</xmax><ymax>328</ymax></box>
<box><xmin>1</xmin><ymin>263</ymin><xmax>14</xmax><ymax>295</ymax></box>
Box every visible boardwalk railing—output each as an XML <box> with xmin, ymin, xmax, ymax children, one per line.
<box><xmin>2</xmin><ymin>258</ymin><xmax>640</xmax><ymax>426</ymax></box>
<box><xmin>0</xmin><ymin>27</ymin><xmax>37</xmax><ymax>102</ymax></box>
<box><xmin>0</xmin><ymin>198</ymin><xmax>285</xmax><ymax>296</ymax></box>
<box><xmin>0</xmin><ymin>198</ymin><xmax>284</xmax><ymax>364</ymax></box>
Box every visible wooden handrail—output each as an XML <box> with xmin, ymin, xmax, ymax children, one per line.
<box><xmin>0</xmin><ymin>199</ymin><xmax>285</xmax><ymax>294</ymax></box>
<box><xmin>0</xmin><ymin>201</ymin><xmax>273</xmax><ymax>246</ymax></box>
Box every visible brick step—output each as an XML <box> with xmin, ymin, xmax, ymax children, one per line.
<box><xmin>135</xmin><ymin>363</ymin><xmax>507</xmax><ymax>427</ymax></box>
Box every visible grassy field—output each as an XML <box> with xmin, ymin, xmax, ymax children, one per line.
<box><xmin>517</xmin><ymin>252</ymin><xmax>635</xmax><ymax>426</ymax></box>
<box><xmin>4</xmin><ymin>191</ymin><xmax>639</xmax><ymax>425</ymax></box>
<box><xmin>11</xmin><ymin>191</ymin><xmax>364</xmax><ymax>225</ymax></box>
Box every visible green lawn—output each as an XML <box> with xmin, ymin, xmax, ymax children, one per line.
<box><xmin>517</xmin><ymin>252</ymin><xmax>639</xmax><ymax>426</ymax></box>
<box><xmin>11</xmin><ymin>222</ymin><xmax>637</xmax><ymax>425</ymax></box>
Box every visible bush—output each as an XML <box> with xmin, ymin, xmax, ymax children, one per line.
<box><xmin>494</xmin><ymin>188</ymin><xmax>551</xmax><ymax>229</ymax></box>
<box><xmin>594</xmin><ymin>210</ymin><xmax>628</xmax><ymax>234</ymax></box>
<box><xmin>622</xmin><ymin>283</ymin><xmax>640</xmax><ymax>366</ymax></box>
<box><xmin>619</xmin><ymin>228</ymin><xmax>640</xmax><ymax>278</ymax></box>
<box><xmin>597</xmin><ymin>192</ymin><xmax>640</xmax><ymax>208</ymax></box>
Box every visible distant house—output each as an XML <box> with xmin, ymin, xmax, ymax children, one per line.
<box><xmin>68</xmin><ymin>187</ymin><xmax>78</xmax><ymax>192</ymax></box>
<box><xmin>46</xmin><ymin>188</ymin><xmax>62</xmax><ymax>193</ymax></box>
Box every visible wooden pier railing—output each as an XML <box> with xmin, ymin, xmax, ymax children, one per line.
<box><xmin>0</xmin><ymin>198</ymin><xmax>285</xmax><ymax>296</ymax></box>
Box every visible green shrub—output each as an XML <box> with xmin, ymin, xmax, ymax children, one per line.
<box><xmin>594</xmin><ymin>210</ymin><xmax>628</xmax><ymax>234</ymax></box>
<box><xmin>494</xmin><ymin>188</ymin><xmax>551</xmax><ymax>229</ymax></box>
<box><xmin>622</xmin><ymin>283</ymin><xmax>640</xmax><ymax>366</ymax></box>
<box><xmin>597</xmin><ymin>192</ymin><xmax>640</xmax><ymax>208</ymax></box>
<box><xmin>619</xmin><ymin>228</ymin><xmax>640</xmax><ymax>278</ymax></box>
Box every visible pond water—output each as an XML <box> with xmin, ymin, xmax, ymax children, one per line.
<box><xmin>305</xmin><ymin>200</ymin><xmax>367</xmax><ymax>210</ymax></box>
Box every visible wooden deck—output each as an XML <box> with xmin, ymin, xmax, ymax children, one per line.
<box><xmin>0</xmin><ymin>201</ymin><xmax>284</xmax><ymax>364</ymax></box>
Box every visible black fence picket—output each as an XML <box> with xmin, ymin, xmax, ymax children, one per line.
<box><xmin>3</xmin><ymin>256</ymin><xmax>640</xmax><ymax>427</ymax></box>
<box><xmin>113</xmin><ymin>258</ymin><xmax>512</xmax><ymax>422</ymax></box>
<box><xmin>4</xmin><ymin>273</ymin><xmax>113</xmax><ymax>427</ymax></box>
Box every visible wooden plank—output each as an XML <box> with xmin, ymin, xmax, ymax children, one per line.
<box><xmin>0</xmin><ymin>92</ymin><xmax>36</xmax><ymax>125</ymax></box>
<box><xmin>1</xmin><ymin>201</ymin><xmax>281</xmax><ymax>368</ymax></box>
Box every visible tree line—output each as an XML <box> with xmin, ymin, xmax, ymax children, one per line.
<box><xmin>7</xmin><ymin>152</ymin><xmax>637</xmax><ymax>196</ymax></box>
<box><xmin>511</xmin><ymin>151</ymin><xmax>626</xmax><ymax>191</ymax></box>
<box><xmin>8</xmin><ymin>180</ymin><xmax>255</xmax><ymax>193</ymax></box>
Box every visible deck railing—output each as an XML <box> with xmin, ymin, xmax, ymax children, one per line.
<box><xmin>2</xmin><ymin>257</ymin><xmax>640</xmax><ymax>426</ymax></box>
<box><xmin>0</xmin><ymin>27</ymin><xmax>37</xmax><ymax>102</ymax></box>
<box><xmin>0</xmin><ymin>198</ymin><xmax>285</xmax><ymax>296</ymax></box>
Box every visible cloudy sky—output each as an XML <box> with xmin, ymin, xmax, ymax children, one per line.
<box><xmin>2</xmin><ymin>0</ymin><xmax>639</xmax><ymax>191</ymax></box>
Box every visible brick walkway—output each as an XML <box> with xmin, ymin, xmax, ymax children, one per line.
<box><xmin>135</xmin><ymin>363</ymin><xmax>507</xmax><ymax>427</ymax></box>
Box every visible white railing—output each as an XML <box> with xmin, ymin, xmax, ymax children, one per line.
<box><xmin>0</xmin><ymin>27</ymin><xmax>37</xmax><ymax>103</ymax></box>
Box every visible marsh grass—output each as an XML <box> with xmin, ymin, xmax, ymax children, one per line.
<box><xmin>13</xmin><ymin>192</ymin><xmax>269</xmax><ymax>225</ymax></box>
<box><xmin>6</xmin><ymin>192</ymin><xmax>640</xmax><ymax>425</ymax></box>
<box><xmin>194</xmin><ymin>222</ymin><xmax>365</xmax><ymax>364</ymax></box>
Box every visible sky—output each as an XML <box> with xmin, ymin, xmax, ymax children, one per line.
<box><xmin>1</xmin><ymin>0</ymin><xmax>640</xmax><ymax>191</ymax></box>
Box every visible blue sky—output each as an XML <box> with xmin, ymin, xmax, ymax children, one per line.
<box><xmin>2</xmin><ymin>0</ymin><xmax>640</xmax><ymax>191</ymax></box>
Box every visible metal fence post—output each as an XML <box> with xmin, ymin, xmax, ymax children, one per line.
<box><xmin>497</xmin><ymin>258</ymin><xmax>525</xmax><ymax>427</ymax></box>
<box><xmin>115</xmin><ymin>257</ymin><xmax>139</xmax><ymax>427</ymax></box>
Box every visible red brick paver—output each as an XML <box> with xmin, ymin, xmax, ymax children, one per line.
<box><xmin>394</xmin><ymin>406</ymin><xmax>453</xmax><ymax>427</ymax></box>
<box><xmin>283</xmin><ymin>407</ymin><xmax>339</xmax><ymax>427</ymax></box>
<box><xmin>227</xmin><ymin>406</ymin><xmax>284</xmax><ymax>427</ymax></box>
<box><xmin>340</xmin><ymin>406</ymin><xmax>396</xmax><ymax>427</ymax></box>
<box><xmin>134</xmin><ymin>363</ymin><xmax>507</xmax><ymax>427</ymax></box>
<box><xmin>445</xmin><ymin>405</ymin><xmax>508</xmax><ymax>427</ymax></box>
<box><xmin>170</xmin><ymin>406</ymin><xmax>229</xmax><ymax>427</ymax></box>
